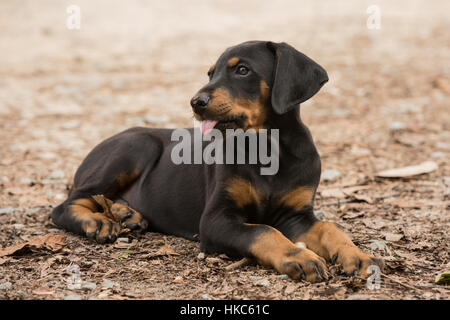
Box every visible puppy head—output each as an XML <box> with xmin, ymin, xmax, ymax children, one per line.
<box><xmin>191</xmin><ymin>41</ymin><xmax>328</xmax><ymax>134</ymax></box>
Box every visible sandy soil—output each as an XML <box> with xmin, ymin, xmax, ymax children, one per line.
<box><xmin>0</xmin><ymin>0</ymin><xmax>449</xmax><ymax>300</ymax></box>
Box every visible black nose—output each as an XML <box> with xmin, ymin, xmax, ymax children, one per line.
<box><xmin>190</xmin><ymin>94</ymin><xmax>210</xmax><ymax>113</ymax></box>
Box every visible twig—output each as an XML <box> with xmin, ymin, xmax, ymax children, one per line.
<box><xmin>381</xmin><ymin>273</ymin><xmax>422</xmax><ymax>291</ymax></box>
<box><xmin>225</xmin><ymin>258</ymin><xmax>253</xmax><ymax>271</ymax></box>
<box><xmin>322</xmin><ymin>193</ymin><xmax>401</xmax><ymax>206</ymax></box>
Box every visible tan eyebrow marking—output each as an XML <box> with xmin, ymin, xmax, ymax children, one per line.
<box><xmin>208</xmin><ymin>63</ymin><xmax>216</xmax><ymax>74</ymax></box>
<box><xmin>227</xmin><ymin>57</ymin><xmax>240</xmax><ymax>68</ymax></box>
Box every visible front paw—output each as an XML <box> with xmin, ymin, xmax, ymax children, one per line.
<box><xmin>331</xmin><ymin>245</ymin><xmax>384</xmax><ymax>277</ymax></box>
<box><xmin>110</xmin><ymin>203</ymin><xmax>148</xmax><ymax>231</ymax></box>
<box><xmin>82</xmin><ymin>214</ymin><xmax>121</xmax><ymax>244</ymax></box>
<box><xmin>277</xmin><ymin>248</ymin><xmax>329</xmax><ymax>283</ymax></box>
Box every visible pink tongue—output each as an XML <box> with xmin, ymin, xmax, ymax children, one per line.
<box><xmin>201</xmin><ymin>120</ymin><xmax>218</xmax><ymax>135</ymax></box>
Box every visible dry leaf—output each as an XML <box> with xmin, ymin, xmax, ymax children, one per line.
<box><xmin>362</xmin><ymin>218</ymin><xmax>386</xmax><ymax>230</ymax></box>
<box><xmin>284</xmin><ymin>283</ymin><xmax>301</xmax><ymax>295</ymax></box>
<box><xmin>0</xmin><ymin>234</ymin><xmax>66</xmax><ymax>257</ymax></box>
<box><xmin>142</xmin><ymin>244</ymin><xmax>180</xmax><ymax>259</ymax></box>
<box><xmin>433</xmin><ymin>77</ymin><xmax>450</xmax><ymax>93</ymax></box>
<box><xmin>376</xmin><ymin>161</ymin><xmax>438</xmax><ymax>178</ymax></box>
<box><xmin>385</xmin><ymin>200</ymin><xmax>445</xmax><ymax>208</ymax></box>
<box><xmin>383</xmin><ymin>232</ymin><xmax>404</xmax><ymax>242</ymax></box>
<box><xmin>321</xmin><ymin>188</ymin><xmax>346</xmax><ymax>198</ymax></box>
<box><xmin>435</xmin><ymin>272</ymin><xmax>450</xmax><ymax>284</ymax></box>
<box><xmin>321</xmin><ymin>185</ymin><xmax>370</xmax><ymax>199</ymax></box>
<box><xmin>352</xmin><ymin>193</ymin><xmax>373</xmax><ymax>204</ymax></box>
<box><xmin>394</xmin><ymin>133</ymin><xmax>425</xmax><ymax>147</ymax></box>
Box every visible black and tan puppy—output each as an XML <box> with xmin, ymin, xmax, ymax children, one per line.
<box><xmin>51</xmin><ymin>41</ymin><xmax>383</xmax><ymax>282</ymax></box>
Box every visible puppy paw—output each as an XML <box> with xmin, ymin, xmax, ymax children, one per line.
<box><xmin>331</xmin><ymin>245</ymin><xmax>384</xmax><ymax>277</ymax></box>
<box><xmin>110</xmin><ymin>203</ymin><xmax>148</xmax><ymax>231</ymax></box>
<box><xmin>277</xmin><ymin>248</ymin><xmax>329</xmax><ymax>283</ymax></box>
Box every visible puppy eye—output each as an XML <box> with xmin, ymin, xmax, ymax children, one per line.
<box><xmin>236</xmin><ymin>65</ymin><xmax>249</xmax><ymax>76</ymax></box>
<box><xmin>207</xmin><ymin>70</ymin><xmax>213</xmax><ymax>78</ymax></box>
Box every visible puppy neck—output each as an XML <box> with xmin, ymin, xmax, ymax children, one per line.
<box><xmin>268</xmin><ymin>105</ymin><xmax>317</xmax><ymax>158</ymax></box>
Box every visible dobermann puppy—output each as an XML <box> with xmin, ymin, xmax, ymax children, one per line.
<box><xmin>51</xmin><ymin>41</ymin><xmax>383</xmax><ymax>282</ymax></box>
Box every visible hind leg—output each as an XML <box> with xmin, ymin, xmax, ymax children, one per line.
<box><xmin>51</xmin><ymin>128</ymin><xmax>161</xmax><ymax>242</ymax></box>
<box><xmin>52</xmin><ymin>198</ymin><xmax>148</xmax><ymax>243</ymax></box>
<box><xmin>52</xmin><ymin>198</ymin><xmax>121</xmax><ymax>243</ymax></box>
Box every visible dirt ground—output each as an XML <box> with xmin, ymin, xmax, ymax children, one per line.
<box><xmin>0</xmin><ymin>0</ymin><xmax>449</xmax><ymax>300</ymax></box>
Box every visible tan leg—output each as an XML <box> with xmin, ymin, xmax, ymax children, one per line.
<box><xmin>294</xmin><ymin>221</ymin><xmax>384</xmax><ymax>277</ymax></box>
<box><xmin>249</xmin><ymin>225</ymin><xmax>328</xmax><ymax>282</ymax></box>
<box><xmin>69</xmin><ymin>198</ymin><xmax>121</xmax><ymax>243</ymax></box>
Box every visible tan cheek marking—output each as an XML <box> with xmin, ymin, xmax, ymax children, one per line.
<box><xmin>279</xmin><ymin>186</ymin><xmax>314</xmax><ymax>211</ymax></box>
<box><xmin>227</xmin><ymin>57</ymin><xmax>240</xmax><ymax>68</ymax></box>
<box><xmin>210</xmin><ymin>87</ymin><xmax>233</xmax><ymax>109</ymax></box>
<box><xmin>260</xmin><ymin>80</ymin><xmax>270</xmax><ymax>102</ymax></box>
<box><xmin>227</xmin><ymin>80</ymin><xmax>269</xmax><ymax>130</ymax></box>
<box><xmin>225</xmin><ymin>177</ymin><xmax>260</xmax><ymax>208</ymax></box>
<box><xmin>232</xmin><ymin>99</ymin><xmax>267</xmax><ymax>131</ymax></box>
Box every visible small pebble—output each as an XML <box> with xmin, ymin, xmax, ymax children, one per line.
<box><xmin>431</xmin><ymin>151</ymin><xmax>445</xmax><ymax>159</ymax></box>
<box><xmin>346</xmin><ymin>294</ymin><xmax>372</xmax><ymax>300</ymax></box>
<box><xmin>74</xmin><ymin>247</ymin><xmax>86</xmax><ymax>254</ymax></box>
<box><xmin>83</xmin><ymin>261</ymin><xmax>95</xmax><ymax>267</ymax></box>
<box><xmin>436</xmin><ymin>142</ymin><xmax>450</xmax><ymax>150</ymax></box>
<box><xmin>295</xmin><ymin>242</ymin><xmax>307</xmax><ymax>249</ymax></box>
<box><xmin>97</xmin><ymin>291</ymin><xmax>110</xmax><ymax>299</ymax></box>
<box><xmin>332</xmin><ymin>108</ymin><xmax>349</xmax><ymax>117</ymax></box>
<box><xmin>277</xmin><ymin>274</ymin><xmax>290</xmax><ymax>280</ymax></box>
<box><xmin>101</xmin><ymin>279</ymin><xmax>117</xmax><ymax>289</ymax></box>
<box><xmin>81</xmin><ymin>282</ymin><xmax>97</xmax><ymax>291</ymax></box>
<box><xmin>398</xmin><ymin>104</ymin><xmax>420</xmax><ymax>114</ymax></box>
<box><xmin>368</xmin><ymin>240</ymin><xmax>386</xmax><ymax>251</ymax></box>
<box><xmin>47</xmin><ymin>170</ymin><xmax>65</xmax><ymax>180</ymax></box>
<box><xmin>19</xmin><ymin>177</ymin><xmax>35</xmax><ymax>185</ymax></box>
<box><xmin>0</xmin><ymin>208</ymin><xmax>15</xmax><ymax>214</ymax></box>
<box><xmin>0</xmin><ymin>282</ymin><xmax>12</xmax><ymax>290</ymax></box>
<box><xmin>25</xmin><ymin>207</ymin><xmax>40</xmax><ymax>215</ymax></box>
<box><xmin>255</xmin><ymin>279</ymin><xmax>271</xmax><ymax>287</ymax></box>
<box><xmin>143</xmin><ymin>115</ymin><xmax>169</xmax><ymax>124</ymax></box>
<box><xmin>314</xmin><ymin>210</ymin><xmax>326</xmax><ymax>220</ymax></box>
<box><xmin>197</xmin><ymin>252</ymin><xmax>205</xmax><ymax>260</ymax></box>
<box><xmin>61</xmin><ymin>120</ymin><xmax>80</xmax><ymax>129</ymax></box>
<box><xmin>117</xmin><ymin>237</ymin><xmax>129</xmax><ymax>243</ymax></box>
<box><xmin>388</xmin><ymin>121</ymin><xmax>406</xmax><ymax>131</ymax></box>
<box><xmin>321</xmin><ymin>169</ymin><xmax>341</xmax><ymax>182</ymax></box>
<box><xmin>200</xmin><ymin>293</ymin><xmax>213</xmax><ymax>300</ymax></box>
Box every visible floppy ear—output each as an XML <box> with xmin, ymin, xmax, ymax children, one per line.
<box><xmin>267</xmin><ymin>42</ymin><xmax>328</xmax><ymax>114</ymax></box>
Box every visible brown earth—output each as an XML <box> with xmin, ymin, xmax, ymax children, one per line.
<box><xmin>0</xmin><ymin>0</ymin><xmax>449</xmax><ymax>300</ymax></box>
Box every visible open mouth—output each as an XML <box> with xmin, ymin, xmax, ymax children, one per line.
<box><xmin>200</xmin><ymin>115</ymin><xmax>246</xmax><ymax>134</ymax></box>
